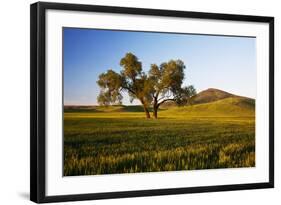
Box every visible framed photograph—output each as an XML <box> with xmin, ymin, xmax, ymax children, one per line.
<box><xmin>30</xmin><ymin>2</ymin><xmax>274</xmax><ymax>203</ymax></box>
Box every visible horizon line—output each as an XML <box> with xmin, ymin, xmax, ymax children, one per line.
<box><xmin>64</xmin><ymin>87</ymin><xmax>256</xmax><ymax>106</ymax></box>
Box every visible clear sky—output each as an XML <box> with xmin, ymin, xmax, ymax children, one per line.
<box><xmin>63</xmin><ymin>28</ymin><xmax>256</xmax><ymax>105</ymax></box>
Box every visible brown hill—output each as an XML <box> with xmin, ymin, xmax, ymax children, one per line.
<box><xmin>191</xmin><ymin>88</ymin><xmax>236</xmax><ymax>105</ymax></box>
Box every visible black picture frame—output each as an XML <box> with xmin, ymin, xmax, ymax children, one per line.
<box><xmin>30</xmin><ymin>2</ymin><xmax>274</xmax><ymax>203</ymax></box>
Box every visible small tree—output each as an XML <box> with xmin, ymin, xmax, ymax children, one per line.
<box><xmin>97</xmin><ymin>53</ymin><xmax>152</xmax><ymax>118</ymax></box>
<box><xmin>148</xmin><ymin>60</ymin><xmax>196</xmax><ymax>118</ymax></box>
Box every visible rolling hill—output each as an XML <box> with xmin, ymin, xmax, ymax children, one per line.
<box><xmin>191</xmin><ymin>88</ymin><xmax>235</xmax><ymax>104</ymax></box>
<box><xmin>64</xmin><ymin>88</ymin><xmax>255</xmax><ymax>117</ymax></box>
<box><xmin>162</xmin><ymin>96</ymin><xmax>255</xmax><ymax>117</ymax></box>
<box><xmin>167</xmin><ymin>88</ymin><xmax>255</xmax><ymax>117</ymax></box>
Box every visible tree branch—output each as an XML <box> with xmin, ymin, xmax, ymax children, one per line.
<box><xmin>157</xmin><ymin>91</ymin><xmax>172</xmax><ymax>102</ymax></box>
<box><xmin>157</xmin><ymin>98</ymin><xmax>176</xmax><ymax>106</ymax></box>
<box><xmin>157</xmin><ymin>95</ymin><xmax>166</xmax><ymax>102</ymax></box>
<box><xmin>122</xmin><ymin>86</ymin><xmax>136</xmax><ymax>95</ymax></box>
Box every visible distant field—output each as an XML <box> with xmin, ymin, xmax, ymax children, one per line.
<box><xmin>64</xmin><ymin>98</ymin><xmax>255</xmax><ymax>176</ymax></box>
<box><xmin>64</xmin><ymin>96</ymin><xmax>255</xmax><ymax>176</ymax></box>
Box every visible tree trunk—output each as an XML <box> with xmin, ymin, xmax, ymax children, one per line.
<box><xmin>153</xmin><ymin>99</ymin><xmax>159</xmax><ymax>119</ymax></box>
<box><xmin>140</xmin><ymin>99</ymin><xmax>151</xmax><ymax>119</ymax></box>
<box><xmin>153</xmin><ymin>107</ymin><xmax>158</xmax><ymax>119</ymax></box>
<box><xmin>143</xmin><ymin>105</ymin><xmax>151</xmax><ymax>119</ymax></box>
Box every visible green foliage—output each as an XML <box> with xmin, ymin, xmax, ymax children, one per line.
<box><xmin>96</xmin><ymin>52</ymin><xmax>196</xmax><ymax>118</ymax></box>
<box><xmin>97</xmin><ymin>70</ymin><xmax>123</xmax><ymax>105</ymax></box>
<box><xmin>148</xmin><ymin>60</ymin><xmax>187</xmax><ymax>98</ymax></box>
<box><xmin>120</xmin><ymin>52</ymin><xmax>142</xmax><ymax>80</ymax></box>
<box><xmin>148</xmin><ymin>59</ymin><xmax>196</xmax><ymax>118</ymax></box>
<box><xmin>97</xmin><ymin>52</ymin><xmax>152</xmax><ymax>118</ymax></box>
<box><xmin>174</xmin><ymin>85</ymin><xmax>197</xmax><ymax>105</ymax></box>
<box><xmin>64</xmin><ymin>103</ymin><xmax>255</xmax><ymax>176</ymax></box>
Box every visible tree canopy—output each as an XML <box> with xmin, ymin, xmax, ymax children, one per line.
<box><xmin>97</xmin><ymin>52</ymin><xmax>196</xmax><ymax>118</ymax></box>
<box><xmin>148</xmin><ymin>60</ymin><xmax>196</xmax><ymax>118</ymax></box>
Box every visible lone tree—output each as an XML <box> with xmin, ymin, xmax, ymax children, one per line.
<box><xmin>97</xmin><ymin>52</ymin><xmax>196</xmax><ymax>119</ymax></box>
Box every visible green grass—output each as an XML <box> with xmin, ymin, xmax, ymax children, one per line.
<box><xmin>64</xmin><ymin>98</ymin><xmax>255</xmax><ymax>176</ymax></box>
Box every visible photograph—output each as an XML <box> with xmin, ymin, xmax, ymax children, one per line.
<box><xmin>29</xmin><ymin>2</ymin><xmax>274</xmax><ymax>202</ymax></box>
<box><xmin>63</xmin><ymin>28</ymin><xmax>256</xmax><ymax>176</ymax></box>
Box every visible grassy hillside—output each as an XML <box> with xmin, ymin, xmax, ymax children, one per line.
<box><xmin>162</xmin><ymin>96</ymin><xmax>255</xmax><ymax>118</ymax></box>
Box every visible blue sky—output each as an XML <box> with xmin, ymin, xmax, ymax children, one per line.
<box><xmin>63</xmin><ymin>28</ymin><xmax>256</xmax><ymax>105</ymax></box>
